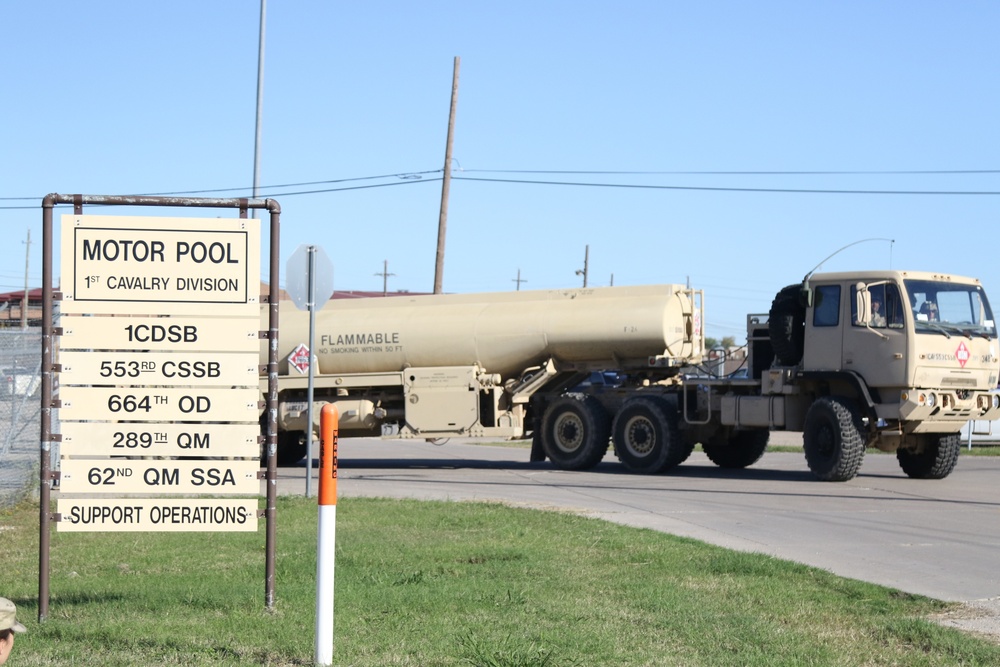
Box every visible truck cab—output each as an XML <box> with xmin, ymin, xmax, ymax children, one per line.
<box><xmin>765</xmin><ymin>270</ymin><xmax>1000</xmax><ymax>480</ymax></box>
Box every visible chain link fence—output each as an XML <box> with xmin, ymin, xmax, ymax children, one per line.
<box><xmin>0</xmin><ymin>328</ymin><xmax>43</xmax><ymax>508</ymax></box>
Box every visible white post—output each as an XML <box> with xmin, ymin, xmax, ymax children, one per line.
<box><xmin>315</xmin><ymin>404</ymin><xmax>338</xmax><ymax>665</ymax></box>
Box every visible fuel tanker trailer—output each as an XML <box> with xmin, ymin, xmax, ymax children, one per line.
<box><xmin>260</xmin><ymin>284</ymin><xmax>705</xmax><ymax>467</ymax></box>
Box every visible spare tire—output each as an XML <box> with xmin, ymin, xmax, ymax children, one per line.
<box><xmin>769</xmin><ymin>284</ymin><xmax>806</xmax><ymax>366</ymax></box>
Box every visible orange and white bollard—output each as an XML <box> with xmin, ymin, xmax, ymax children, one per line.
<box><xmin>315</xmin><ymin>403</ymin><xmax>338</xmax><ymax>666</ymax></box>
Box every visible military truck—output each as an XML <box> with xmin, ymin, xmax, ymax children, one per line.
<box><xmin>262</xmin><ymin>270</ymin><xmax>1000</xmax><ymax>481</ymax></box>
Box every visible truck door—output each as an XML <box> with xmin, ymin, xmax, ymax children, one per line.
<box><xmin>802</xmin><ymin>284</ymin><xmax>844</xmax><ymax>370</ymax></box>
<box><xmin>842</xmin><ymin>282</ymin><xmax>908</xmax><ymax>389</ymax></box>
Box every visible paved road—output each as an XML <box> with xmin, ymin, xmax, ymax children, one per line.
<box><xmin>275</xmin><ymin>437</ymin><xmax>1000</xmax><ymax>608</ymax></box>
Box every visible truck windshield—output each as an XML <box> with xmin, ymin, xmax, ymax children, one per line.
<box><xmin>904</xmin><ymin>279</ymin><xmax>997</xmax><ymax>338</ymax></box>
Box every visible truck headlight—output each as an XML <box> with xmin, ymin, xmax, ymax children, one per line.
<box><xmin>993</xmin><ymin>394</ymin><xmax>1000</xmax><ymax>410</ymax></box>
<box><xmin>924</xmin><ymin>392</ymin><xmax>936</xmax><ymax>407</ymax></box>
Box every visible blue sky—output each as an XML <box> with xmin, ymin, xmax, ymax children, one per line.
<box><xmin>2</xmin><ymin>2</ymin><xmax>999</xmax><ymax>341</ymax></box>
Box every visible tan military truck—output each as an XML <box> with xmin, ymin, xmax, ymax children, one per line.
<box><xmin>687</xmin><ymin>270</ymin><xmax>1000</xmax><ymax>480</ymax></box>
<box><xmin>262</xmin><ymin>270</ymin><xmax>1000</xmax><ymax>481</ymax></box>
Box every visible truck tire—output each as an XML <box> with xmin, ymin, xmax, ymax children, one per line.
<box><xmin>612</xmin><ymin>396</ymin><xmax>683</xmax><ymax>473</ymax></box>
<box><xmin>673</xmin><ymin>437</ymin><xmax>697</xmax><ymax>467</ymax></box>
<box><xmin>703</xmin><ymin>430</ymin><xmax>770</xmax><ymax>469</ymax></box>
<box><xmin>896</xmin><ymin>434</ymin><xmax>961</xmax><ymax>479</ymax></box>
<box><xmin>768</xmin><ymin>284</ymin><xmax>805</xmax><ymax>366</ymax></box>
<box><xmin>276</xmin><ymin>431</ymin><xmax>308</xmax><ymax>467</ymax></box>
<box><xmin>540</xmin><ymin>395</ymin><xmax>611</xmax><ymax>471</ymax></box>
<box><xmin>802</xmin><ymin>396</ymin><xmax>865</xmax><ymax>481</ymax></box>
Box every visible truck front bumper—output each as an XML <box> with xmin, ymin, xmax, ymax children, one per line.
<box><xmin>897</xmin><ymin>387</ymin><xmax>1000</xmax><ymax>429</ymax></box>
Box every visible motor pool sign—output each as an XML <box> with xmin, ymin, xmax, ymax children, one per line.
<box><xmin>57</xmin><ymin>214</ymin><xmax>263</xmax><ymax>533</ymax></box>
<box><xmin>58</xmin><ymin>386</ymin><xmax>260</xmax><ymax>421</ymax></box>
<box><xmin>59</xmin><ymin>459</ymin><xmax>260</xmax><ymax>495</ymax></box>
<box><xmin>60</xmin><ymin>215</ymin><xmax>260</xmax><ymax>315</ymax></box>
<box><xmin>59</xmin><ymin>422</ymin><xmax>260</xmax><ymax>458</ymax></box>
<box><xmin>58</xmin><ymin>316</ymin><xmax>260</xmax><ymax>352</ymax></box>
<box><xmin>57</xmin><ymin>498</ymin><xmax>259</xmax><ymax>533</ymax></box>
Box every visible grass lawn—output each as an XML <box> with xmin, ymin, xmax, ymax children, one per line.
<box><xmin>2</xmin><ymin>496</ymin><xmax>999</xmax><ymax>666</ymax></box>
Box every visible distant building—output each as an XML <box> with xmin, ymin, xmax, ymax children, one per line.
<box><xmin>0</xmin><ymin>288</ymin><xmax>42</xmax><ymax>328</ymax></box>
<box><xmin>260</xmin><ymin>282</ymin><xmax>425</xmax><ymax>302</ymax></box>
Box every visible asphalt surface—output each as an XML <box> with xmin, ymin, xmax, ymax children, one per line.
<box><xmin>273</xmin><ymin>435</ymin><xmax>1000</xmax><ymax>639</ymax></box>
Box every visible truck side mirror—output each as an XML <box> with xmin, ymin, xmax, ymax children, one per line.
<box><xmin>799</xmin><ymin>286</ymin><xmax>813</xmax><ymax>308</ymax></box>
<box><xmin>855</xmin><ymin>283</ymin><xmax>872</xmax><ymax>325</ymax></box>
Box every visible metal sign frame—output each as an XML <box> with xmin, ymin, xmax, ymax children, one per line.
<box><xmin>39</xmin><ymin>194</ymin><xmax>281</xmax><ymax>621</ymax></box>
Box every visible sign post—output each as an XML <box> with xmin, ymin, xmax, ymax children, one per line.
<box><xmin>286</xmin><ymin>244</ymin><xmax>333</xmax><ymax>497</ymax></box>
<box><xmin>316</xmin><ymin>403</ymin><xmax>338</xmax><ymax>666</ymax></box>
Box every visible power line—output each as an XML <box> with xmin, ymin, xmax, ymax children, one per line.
<box><xmin>452</xmin><ymin>175</ymin><xmax>1000</xmax><ymax>196</ymax></box>
<box><xmin>0</xmin><ymin>174</ymin><xmax>442</xmax><ymax>210</ymax></box>
<box><xmin>138</xmin><ymin>170</ymin><xmax>442</xmax><ymax>197</ymax></box>
<box><xmin>462</xmin><ymin>168</ymin><xmax>1000</xmax><ymax>176</ymax></box>
<box><xmin>6</xmin><ymin>165</ymin><xmax>1000</xmax><ymax>210</ymax></box>
<box><xmin>246</xmin><ymin>177</ymin><xmax>441</xmax><ymax>199</ymax></box>
<box><xmin>0</xmin><ymin>170</ymin><xmax>441</xmax><ymax>201</ymax></box>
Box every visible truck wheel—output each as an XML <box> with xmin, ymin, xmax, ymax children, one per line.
<box><xmin>802</xmin><ymin>397</ymin><xmax>865</xmax><ymax>481</ymax></box>
<box><xmin>276</xmin><ymin>431</ymin><xmax>308</xmax><ymax>467</ymax></box>
<box><xmin>897</xmin><ymin>434</ymin><xmax>961</xmax><ymax>479</ymax></box>
<box><xmin>674</xmin><ymin>437</ymin><xmax>697</xmax><ymax>466</ymax></box>
<box><xmin>703</xmin><ymin>430</ymin><xmax>770</xmax><ymax>469</ymax></box>
<box><xmin>769</xmin><ymin>284</ymin><xmax>805</xmax><ymax>366</ymax></box>
<box><xmin>540</xmin><ymin>395</ymin><xmax>611</xmax><ymax>470</ymax></box>
<box><xmin>612</xmin><ymin>396</ymin><xmax>683</xmax><ymax>473</ymax></box>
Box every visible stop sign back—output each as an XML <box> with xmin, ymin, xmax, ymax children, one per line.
<box><xmin>286</xmin><ymin>244</ymin><xmax>334</xmax><ymax>311</ymax></box>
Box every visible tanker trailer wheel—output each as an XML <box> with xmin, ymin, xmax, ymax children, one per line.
<box><xmin>802</xmin><ymin>396</ymin><xmax>865</xmax><ymax>481</ymax></box>
<box><xmin>674</xmin><ymin>434</ymin><xmax>697</xmax><ymax>466</ymax></box>
<box><xmin>276</xmin><ymin>430</ymin><xmax>308</xmax><ymax>467</ymax></box>
<box><xmin>897</xmin><ymin>433</ymin><xmax>961</xmax><ymax>479</ymax></box>
<box><xmin>611</xmin><ymin>396</ymin><xmax>683</xmax><ymax>474</ymax></box>
<box><xmin>540</xmin><ymin>395</ymin><xmax>611</xmax><ymax>470</ymax></box>
<box><xmin>768</xmin><ymin>284</ymin><xmax>806</xmax><ymax>366</ymax></box>
<box><xmin>702</xmin><ymin>429</ymin><xmax>770</xmax><ymax>469</ymax></box>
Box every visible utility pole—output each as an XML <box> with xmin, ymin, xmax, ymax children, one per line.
<box><xmin>433</xmin><ymin>56</ymin><xmax>460</xmax><ymax>294</ymax></box>
<box><xmin>574</xmin><ymin>245</ymin><xmax>589</xmax><ymax>288</ymax></box>
<box><xmin>22</xmin><ymin>229</ymin><xmax>31</xmax><ymax>329</ymax></box>
<box><xmin>251</xmin><ymin>0</ymin><xmax>267</xmax><ymax>219</ymax></box>
<box><xmin>375</xmin><ymin>260</ymin><xmax>395</xmax><ymax>297</ymax></box>
<box><xmin>512</xmin><ymin>268</ymin><xmax>527</xmax><ymax>291</ymax></box>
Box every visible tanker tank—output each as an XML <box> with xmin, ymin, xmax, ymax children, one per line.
<box><xmin>266</xmin><ymin>284</ymin><xmax>702</xmax><ymax>379</ymax></box>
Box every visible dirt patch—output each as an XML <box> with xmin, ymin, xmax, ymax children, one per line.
<box><xmin>930</xmin><ymin>598</ymin><xmax>1000</xmax><ymax>644</ymax></box>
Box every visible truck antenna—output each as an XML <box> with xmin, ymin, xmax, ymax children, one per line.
<box><xmin>803</xmin><ymin>237</ymin><xmax>895</xmax><ymax>283</ymax></box>
<box><xmin>800</xmin><ymin>237</ymin><xmax>894</xmax><ymax>306</ymax></box>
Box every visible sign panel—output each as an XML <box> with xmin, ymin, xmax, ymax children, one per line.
<box><xmin>58</xmin><ymin>498</ymin><xmax>259</xmax><ymax>532</ymax></box>
<box><xmin>59</xmin><ymin>459</ymin><xmax>260</xmax><ymax>495</ymax></box>
<box><xmin>59</xmin><ymin>351</ymin><xmax>260</xmax><ymax>387</ymax></box>
<box><xmin>59</xmin><ymin>315</ymin><xmax>261</xmax><ymax>352</ymax></box>
<box><xmin>286</xmin><ymin>244</ymin><xmax>334</xmax><ymax>310</ymax></box>
<box><xmin>60</xmin><ymin>215</ymin><xmax>260</xmax><ymax>315</ymax></box>
<box><xmin>58</xmin><ymin>386</ymin><xmax>260</xmax><ymax>422</ymax></box>
<box><xmin>60</xmin><ymin>422</ymin><xmax>260</xmax><ymax>458</ymax></box>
